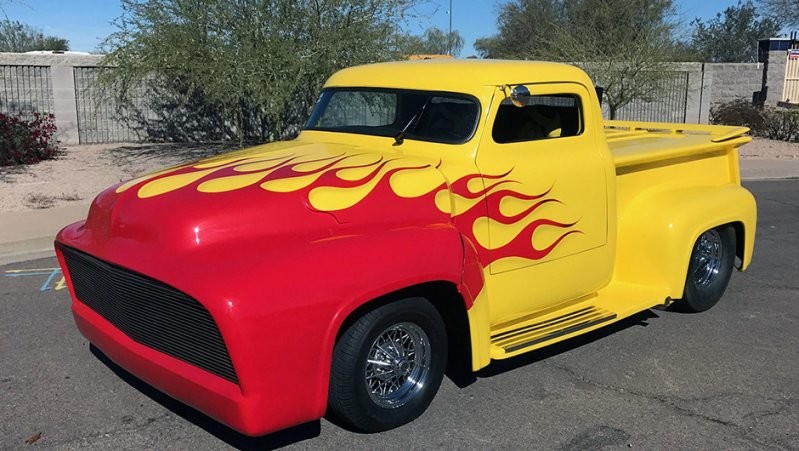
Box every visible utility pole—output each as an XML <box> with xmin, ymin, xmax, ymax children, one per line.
<box><xmin>448</xmin><ymin>0</ymin><xmax>453</xmax><ymax>55</ymax></box>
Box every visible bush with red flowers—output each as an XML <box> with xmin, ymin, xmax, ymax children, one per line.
<box><xmin>0</xmin><ymin>112</ymin><xmax>60</xmax><ymax>166</ymax></box>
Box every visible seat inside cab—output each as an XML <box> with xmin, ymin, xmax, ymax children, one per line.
<box><xmin>493</xmin><ymin>95</ymin><xmax>582</xmax><ymax>144</ymax></box>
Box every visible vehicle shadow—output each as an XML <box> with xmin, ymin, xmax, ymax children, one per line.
<box><xmin>89</xmin><ymin>309</ymin><xmax>659</xmax><ymax>444</ymax></box>
<box><xmin>89</xmin><ymin>345</ymin><xmax>321</xmax><ymax>450</ymax></box>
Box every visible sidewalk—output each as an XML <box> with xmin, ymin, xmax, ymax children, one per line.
<box><xmin>0</xmin><ymin>159</ymin><xmax>797</xmax><ymax>266</ymax></box>
<box><xmin>0</xmin><ymin>203</ymin><xmax>89</xmax><ymax>265</ymax></box>
<box><xmin>739</xmin><ymin>159</ymin><xmax>799</xmax><ymax>180</ymax></box>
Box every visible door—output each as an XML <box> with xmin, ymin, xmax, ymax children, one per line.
<box><xmin>474</xmin><ymin>83</ymin><xmax>612</xmax><ymax>323</ymax></box>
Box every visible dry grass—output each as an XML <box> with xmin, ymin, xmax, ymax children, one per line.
<box><xmin>23</xmin><ymin>193</ymin><xmax>57</xmax><ymax>209</ymax></box>
<box><xmin>23</xmin><ymin>192</ymin><xmax>83</xmax><ymax>209</ymax></box>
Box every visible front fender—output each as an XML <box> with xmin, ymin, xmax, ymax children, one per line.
<box><xmin>204</xmin><ymin>223</ymin><xmax>466</xmax><ymax>429</ymax></box>
<box><xmin>614</xmin><ymin>183</ymin><xmax>756</xmax><ymax>298</ymax></box>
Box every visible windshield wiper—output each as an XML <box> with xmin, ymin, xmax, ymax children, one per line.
<box><xmin>393</xmin><ymin>98</ymin><xmax>430</xmax><ymax>146</ymax></box>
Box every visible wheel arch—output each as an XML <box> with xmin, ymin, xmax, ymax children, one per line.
<box><xmin>730</xmin><ymin>220</ymin><xmax>746</xmax><ymax>269</ymax></box>
<box><xmin>331</xmin><ymin>281</ymin><xmax>475</xmax><ymax>393</ymax></box>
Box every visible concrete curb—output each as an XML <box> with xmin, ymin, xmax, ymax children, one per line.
<box><xmin>1</xmin><ymin>159</ymin><xmax>797</xmax><ymax>266</ymax></box>
<box><xmin>0</xmin><ymin>203</ymin><xmax>89</xmax><ymax>266</ymax></box>
<box><xmin>740</xmin><ymin>159</ymin><xmax>799</xmax><ymax>181</ymax></box>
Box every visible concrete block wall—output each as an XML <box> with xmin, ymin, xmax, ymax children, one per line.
<box><xmin>705</xmin><ymin>63</ymin><xmax>764</xmax><ymax>105</ymax></box>
<box><xmin>765</xmin><ymin>49</ymin><xmax>787</xmax><ymax>104</ymax></box>
<box><xmin>692</xmin><ymin>62</ymin><xmax>764</xmax><ymax>123</ymax></box>
<box><xmin>50</xmin><ymin>65</ymin><xmax>80</xmax><ymax>145</ymax></box>
<box><xmin>658</xmin><ymin>63</ymin><xmax>763</xmax><ymax>125</ymax></box>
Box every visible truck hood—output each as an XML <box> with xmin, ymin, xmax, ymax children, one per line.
<box><xmin>72</xmin><ymin>140</ymin><xmax>453</xmax><ymax>258</ymax></box>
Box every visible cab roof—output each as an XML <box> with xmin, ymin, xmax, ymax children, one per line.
<box><xmin>324</xmin><ymin>59</ymin><xmax>595</xmax><ymax>94</ymax></box>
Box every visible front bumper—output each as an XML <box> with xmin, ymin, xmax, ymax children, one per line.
<box><xmin>55</xmin><ymin>235</ymin><xmax>328</xmax><ymax>436</ymax></box>
<box><xmin>71</xmin><ymin>298</ymin><xmax>266</xmax><ymax>433</ymax></box>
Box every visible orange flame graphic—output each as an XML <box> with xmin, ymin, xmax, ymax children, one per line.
<box><xmin>120</xmin><ymin>147</ymin><xmax>579</xmax><ymax>266</ymax></box>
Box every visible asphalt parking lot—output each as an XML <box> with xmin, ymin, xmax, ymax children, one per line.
<box><xmin>1</xmin><ymin>179</ymin><xmax>797</xmax><ymax>450</ymax></box>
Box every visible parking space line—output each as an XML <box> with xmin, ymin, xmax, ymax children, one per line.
<box><xmin>4</xmin><ymin>267</ymin><xmax>66</xmax><ymax>291</ymax></box>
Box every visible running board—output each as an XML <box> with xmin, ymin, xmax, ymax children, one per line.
<box><xmin>490</xmin><ymin>306</ymin><xmax>617</xmax><ymax>357</ymax></box>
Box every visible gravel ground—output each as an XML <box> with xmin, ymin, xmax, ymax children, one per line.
<box><xmin>0</xmin><ymin>137</ymin><xmax>797</xmax><ymax>213</ymax></box>
<box><xmin>741</xmin><ymin>137</ymin><xmax>799</xmax><ymax>160</ymax></box>
<box><xmin>0</xmin><ymin>143</ymin><xmax>230</xmax><ymax>213</ymax></box>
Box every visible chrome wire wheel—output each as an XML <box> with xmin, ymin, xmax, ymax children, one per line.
<box><xmin>329</xmin><ymin>297</ymin><xmax>447</xmax><ymax>432</ymax></box>
<box><xmin>692</xmin><ymin>229</ymin><xmax>723</xmax><ymax>288</ymax></box>
<box><xmin>364</xmin><ymin>322</ymin><xmax>431</xmax><ymax>409</ymax></box>
<box><xmin>677</xmin><ymin>225</ymin><xmax>736</xmax><ymax>314</ymax></box>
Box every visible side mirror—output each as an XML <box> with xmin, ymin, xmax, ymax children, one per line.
<box><xmin>510</xmin><ymin>85</ymin><xmax>531</xmax><ymax>107</ymax></box>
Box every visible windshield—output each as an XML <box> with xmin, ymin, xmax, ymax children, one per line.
<box><xmin>305</xmin><ymin>88</ymin><xmax>480</xmax><ymax>144</ymax></box>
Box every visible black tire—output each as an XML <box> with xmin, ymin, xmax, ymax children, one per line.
<box><xmin>676</xmin><ymin>224</ymin><xmax>736</xmax><ymax>313</ymax></box>
<box><xmin>328</xmin><ymin>297</ymin><xmax>447</xmax><ymax>432</ymax></box>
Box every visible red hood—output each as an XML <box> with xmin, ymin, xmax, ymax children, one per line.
<box><xmin>66</xmin><ymin>141</ymin><xmax>451</xmax><ymax>263</ymax></box>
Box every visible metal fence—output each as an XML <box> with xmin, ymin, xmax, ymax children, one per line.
<box><xmin>0</xmin><ymin>65</ymin><xmax>53</xmax><ymax>118</ymax></box>
<box><xmin>73</xmin><ymin>66</ymin><xmax>145</xmax><ymax>144</ymax></box>
<box><xmin>615</xmin><ymin>71</ymin><xmax>690</xmax><ymax>123</ymax></box>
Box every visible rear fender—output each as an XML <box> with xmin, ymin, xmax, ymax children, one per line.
<box><xmin>614</xmin><ymin>184</ymin><xmax>756</xmax><ymax>298</ymax></box>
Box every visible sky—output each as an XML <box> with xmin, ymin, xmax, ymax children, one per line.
<box><xmin>1</xmin><ymin>0</ymin><xmax>750</xmax><ymax>56</ymax></box>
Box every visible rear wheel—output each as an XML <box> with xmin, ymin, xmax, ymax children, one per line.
<box><xmin>328</xmin><ymin>297</ymin><xmax>447</xmax><ymax>432</ymax></box>
<box><xmin>676</xmin><ymin>225</ymin><xmax>736</xmax><ymax>313</ymax></box>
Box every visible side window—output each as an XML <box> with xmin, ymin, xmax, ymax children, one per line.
<box><xmin>492</xmin><ymin>94</ymin><xmax>583</xmax><ymax>144</ymax></box>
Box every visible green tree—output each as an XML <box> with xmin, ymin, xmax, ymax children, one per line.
<box><xmin>759</xmin><ymin>0</ymin><xmax>799</xmax><ymax>28</ymax></box>
<box><xmin>0</xmin><ymin>20</ymin><xmax>69</xmax><ymax>52</ymax></box>
<box><xmin>101</xmin><ymin>0</ymin><xmax>419</xmax><ymax>144</ymax></box>
<box><xmin>690</xmin><ymin>1</ymin><xmax>783</xmax><ymax>63</ymax></box>
<box><xmin>402</xmin><ymin>27</ymin><xmax>464</xmax><ymax>56</ymax></box>
<box><xmin>475</xmin><ymin>0</ymin><xmax>680</xmax><ymax>119</ymax></box>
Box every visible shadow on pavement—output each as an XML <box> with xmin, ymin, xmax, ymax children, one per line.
<box><xmin>89</xmin><ymin>345</ymin><xmax>321</xmax><ymax>450</ymax></box>
<box><xmin>87</xmin><ymin>309</ymin><xmax>659</xmax><ymax>446</ymax></box>
<box><xmin>106</xmin><ymin>142</ymin><xmax>236</xmax><ymax>168</ymax></box>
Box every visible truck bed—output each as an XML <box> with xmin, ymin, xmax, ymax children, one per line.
<box><xmin>605</xmin><ymin>120</ymin><xmax>751</xmax><ymax>170</ymax></box>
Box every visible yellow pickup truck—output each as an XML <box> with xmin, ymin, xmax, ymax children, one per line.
<box><xmin>56</xmin><ymin>59</ymin><xmax>756</xmax><ymax>436</ymax></box>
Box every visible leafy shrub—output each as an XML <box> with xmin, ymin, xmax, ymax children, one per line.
<box><xmin>761</xmin><ymin>108</ymin><xmax>799</xmax><ymax>142</ymax></box>
<box><xmin>0</xmin><ymin>111</ymin><xmax>59</xmax><ymax>166</ymax></box>
<box><xmin>711</xmin><ymin>99</ymin><xmax>799</xmax><ymax>142</ymax></box>
<box><xmin>710</xmin><ymin>99</ymin><xmax>765</xmax><ymax>131</ymax></box>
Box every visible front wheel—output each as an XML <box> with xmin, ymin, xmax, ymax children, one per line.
<box><xmin>676</xmin><ymin>224</ymin><xmax>736</xmax><ymax>313</ymax></box>
<box><xmin>328</xmin><ymin>297</ymin><xmax>447</xmax><ymax>432</ymax></box>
